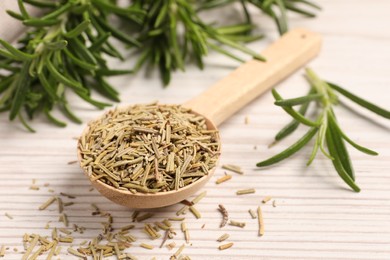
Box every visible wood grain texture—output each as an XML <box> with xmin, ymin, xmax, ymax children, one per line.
<box><xmin>0</xmin><ymin>1</ymin><xmax>390</xmax><ymax>259</ymax></box>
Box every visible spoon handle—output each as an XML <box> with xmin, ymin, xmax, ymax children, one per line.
<box><xmin>184</xmin><ymin>28</ymin><xmax>322</xmax><ymax>126</ymax></box>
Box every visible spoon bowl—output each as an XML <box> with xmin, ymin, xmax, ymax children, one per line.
<box><xmin>77</xmin><ymin>108</ymin><xmax>219</xmax><ymax>208</ymax></box>
<box><xmin>78</xmin><ymin>28</ymin><xmax>322</xmax><ymax>208</ymax></box>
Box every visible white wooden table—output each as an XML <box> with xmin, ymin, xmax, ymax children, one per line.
<box><xmin>1</xmin><ymin>1</ymin><xmax>390</xmax><ymax>259</ymax></box>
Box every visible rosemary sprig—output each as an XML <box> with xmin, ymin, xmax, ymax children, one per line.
<box><xmin>0</xmin><ymin>0</ymin><xmax>141</xmax><ymax>131</ymax></box>
<box><xmin>1</xmin><ymin>0</ymin><xmax>320</xmax><ymax>130</ymax></box>
<box><xmin>257</xmin><ymin>68</ymin><xmax>390</xmax><ymax>192</ymax></box>
<box><xmin>129</xmin><ymin>0</ymin><xmax>266</xmax><ymax>86</ymax></box>
<box><xmin>198</xmin><ymin>0</ymin><xmax>321</xmax><ymax>35</ymax></box>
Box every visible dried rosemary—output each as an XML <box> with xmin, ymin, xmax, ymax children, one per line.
<box><xmin>222</xmin><ymin>164</ymin><xmax>244</xmax><ymax>174</ymax></box>
<box><xmin>218</xmin><ymin>204</ymin><xmax>229</xmax><ymax>228</ymax></box>
<box><xmin>0</xmin><ymin>245</ymin><xmax>5</xmax><ymax>257</ymax></box>
<box><xmin>262</xmin><ymin>196</ymin><xmax>272</xmax><ymax>204</ymax></box>
<box><xmin>218</xmin><ymin>242</ymin><xmax>234</xmax><ymax>250</ymax></box>
<box><xmin>217</xmin><ymin>233</ymin><xmax>230</xmax><ymax>242</ymax></box>
<box><xmin>4</xmin><ymin>213</ymin><xmax>13</xmax><ymax>220</ymax></box>
<box><xmin>216</xmin><ymin>174</ymin><xmax>232</xmax><ymax>184</ymax></box>
<box><xmin>39</xmin><ymin>196</ymin><xmax>56</xmax><ymax>210</ymax></box>
<box><xmin>257</xmin><ymin>206</ymin><xmax>265</xmax><ymax>236</ymax></box>
<box><xmin>229</xmin><ymin>220</ymin><xmax>246</xmax><ymax>228</ymax></box>
<box><xmin>79</xmin><ymin>104</ymin><xmax>220</xmax><ymax>193</ymax></box>
<box><xmin>236</xmin><ymin>188</ymin><xmax>256</xmax><ymax>195</ymax></box>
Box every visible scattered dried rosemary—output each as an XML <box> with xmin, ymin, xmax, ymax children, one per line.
<box><xmin>217</xmin><ymin>233</ymin><xmax>230</xmax><ymax>242</ymax></box>
<box><xmin>216</xmin><ymin>174</ymin><xmax>232</xmax><ymax>184</ymax></box>
<box><xmin>218</xmin><ymin>242</ymin><xmax>234</xmax><ymax>250</ymax></box>
<box><xmin>262</xmin><ymin>196</ymin><xmax>272</xmax><ymax>204</ymax></box>
<box><xmin>79</xmin><ymin>104</ymin><xmax>220</xmax><ymax>193</ymax></box>
<box><xmin>257</xmin><ymin>206</ymin><xmax>265</xmax><ymax>236</ymax></box>
<box><xmin>236</xmin><ymin>188</ymin><xmax>256</xmax><ymax>195</ymax></box>
<box><xmin>222</xmin><ymin>164</ymin><xmax>244</xmax><ymax>175</ymax></box>
<box><xmin>248</xmin><ymin>209</ymin><xmax>257</xmax><ymax>219</ymax></box>
<box><xmin>0</xmin><ymin>245</ymin><xmax>5</xmax><ymax>257</ymax></box>
<box><xmin>229</xmin><ymin>220</ymin><xmax>246</xmax><ymax>228</ymax></box>
<box><xmin>218</xmin><ymin>205</ymin><xmax>229</xmax><ymax>228</ymax></box>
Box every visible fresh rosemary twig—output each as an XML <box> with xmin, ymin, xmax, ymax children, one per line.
<box><xmin>0</xmin><ymin>0</ymin><xmax>320</xmax><ymax>130</ymax></box>
<box><xmin>129</xmin><ymin>0</ymin><xmax>266</xmax><ymax>86</ymax></box>
<box><xmin>198</xmin><ymin>0</ymin><xmax>321</xmax><ymax>35</ymax></box>
<box><xmin>257</xmin><ymin>68</ymin><xmax>390</xmax><ymax>192</ymax></box>
<box><xmin>0</xmin><ymin>0</ymin><xmax>142</xmax><ymax>131</ymax></box>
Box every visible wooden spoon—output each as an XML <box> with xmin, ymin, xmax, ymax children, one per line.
<box><xmin>77</xmin><ymin>28</ymin><xmax>322</xmax><ymax>209</ymax></box>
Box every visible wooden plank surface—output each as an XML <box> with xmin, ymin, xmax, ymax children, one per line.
<box><xmin>1</xmin><ymin>1</ymin><xmax>390</xmax><ymax>259</ymax></box>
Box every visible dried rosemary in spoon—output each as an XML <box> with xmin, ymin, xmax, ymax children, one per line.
<box><xmin>79</xmin><ymin>103</ymin><xmax>220</xmax><ymax>194</ymax></box>
<box><xmin>257</xmin><ymin>68</ymin><xmax>390</xmax><ymax>192</ymax></box>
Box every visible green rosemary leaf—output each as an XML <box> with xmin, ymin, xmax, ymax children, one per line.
<box><xmin>0</xmin><ymin>39</ymin><xmax>36</xmax><ymax>61</ymax></box>
<box><xmin>223</xmin><ymin>34</ymin><xmax>264</xmax><ymax>43</ymax></box>
<box><xmin>41</xmin><ymin>2</ymin><xmax>74</xmax><ymax>20</ymax></box>
<box><xmin>274</xmin><ymin>88</ymin><xmax>315</xmax><ymax>141</ymax></box>
<box><xmin>92</xmin><ymin>16</ymin><xmax>141</xmax><ymax>47</ymax></box>
<box><xmin>93</xmin><ymin>0</ymin><xmax>146</xmax><ymax>17</ymax></box>
<box><xmin>326</xmin><ymin>120</ymin><xmax>360</xmax><ymax>192</ymax></box>
<box><xmin>240</xmin><ymin>0</ymin><xmax>252</xmax><ymax>25</ymax></box>
<box><xmin>6</xmin><ymin>10</ymin><xmax>24</xmax><ymax>21</ymax></box>
<box><xmin>317</xmin><ymin>118</ymin><xmax>333</xmax><ymax>160</ymax></box>
<box><xmin>88</xmin><ymin>33</ymin><xmax>111</xmax><ymax>51</ymax></box>
<box><xmin>44</xmin><ymin>107</ymin><xmax>67</xmax><ymax>127</ymax></box>
<box><xmin>23</xmin><ymin>0</ymin><xmax>59</xmax><ymax>8</ymax></box>
<box><xmin>290</xmin><ymin>0</ymin><xmax>322</xmax><ymax>10</ymax></box>
<box><xmin>0</xmin><ymin>76</ymin><xmax>15</xmax><ymax>94</ymax></box>
<box><xmin>94</xmin><ymin>77</ymin><xmax>120</xmax><ymax>102</ymax></box>
<box><xmin>68</xmin><ymin>38</ymin><xmax>98</xmax><ymax>66</ymax></box>
<box><xmin>272</xmin><ymin>89</ymin><xmax>320</xmax><ymax>127</ymax></box>
<box><xmin>306</xmin><ymin>130</ymin><xmax>320</xmax><ymax>165</ymax></box>
<box><xmin>63</xmin><ymin>20</ymin><xmax>91</xmax><ymax>38</ymax></box>
<box><xmin>23</xmin><ymin>18</ymin><xmax>61</xmax><ymax>27</ymax></box>
<box><xmin>327</xmin><ymin>82</ymin><xmax>390</xmax><ymax>119</ymax></box>
<box><xmin>44</xmin><ymin>40</ymin><xmax>68</xmax><ymax>50</ymax></box>
<box><xmin>211</xmin><ymin>33</ymin><xmax>266</xmax><ymax>62</ymax></box>
<box><xmin>71</xmin><ymin>3</ymin><xmax>91</xmax><ymax>14</ymax></box>
<box><xmin>216</xmin><ymin>24</ymin><xmax>254</xmax><ymax>35</ymax></box>
<box><xmin>328</xmin><ymin>109</ymin><xmax>378</xmax><ymax>157</ymax></box>
<box><xmin>0</xmin><ymin>79</ymin><xmax>16</xmax><ymax>106</ymax></box>
<box><xmin>9</xmin><ymin>61</ymin><xmax>31</xmax><ymax>120</ymax></box>
<box><xmin>102</xmin><ymin>41</ymin><xmax>125</xmax><ymax>60</ymax></box>
<box><xmin>284</xmin><ymin>3</ymin><xmax>317</xmax><ymax>17</ymax></box>
<box><xmin>18</xmin><ymin>0</ymin><xmax>30</xmax><ymax>19</ymax></box>
<box><xmin>275</xmin><ymin>0</ymin><xmax>288</xmax><ymax>34</ymax></box>
<box><xmin>75</xmin><ymin>91</ymin><xmax>111</xmax><ymax>109</ymax></box>
<box><xmin>169</xmin><ymin>13</ymin><xmax>184</xmax><ymax>71</ymax></box>
<box><xmin>159</xmin><ymin>62</ymin><xmax>171</xmax><ymax>87</ymax></box>
<box><xmin>257</xmin><ymin>127</ymin><xmax>318</xmax><ymax>167</ymax></box>
<box><xmin>154</xmin><ymin>2</ymin><xmax>168</xmax><ymax>28</ymax></box>
<box><xmin>0</xmin><ymin>49</ymin><xmax>24</xmax><ymax>61</ymax></box>
<box><xmin>63</xmin><ymin>48</ymin><xmax>97</xmax><ymax>71</ymax></box>
<box><xmin>274</xmin><ymin>93</ymin><xmax>322</xmax><ymax>107</ymax></box>
<box><xmin>209</xmin><ymin>43</ymin><xmax>245</xmax><ymax>63</ymax></box>
<box><xmin>18</xmin><ymin>113</ymin><xmax>36</xmax><ymax>133</ymax></box>
<box><xmin>37</xmin><ymin>72</ymin><xmax>58</xmax><ymax>101</ymax></box>
<box><xmin>327</xmin><ymin>110</ymin><xmax>355</xmax><ymax>181</ymax></box>
<box><xmin>61</xmin><ymin>102</ymin><xmax>82</xmax><ymax>124</ymax></box>
<box><xmin>133</xmin><ymin>49</ymin><xmax>151</xmax><ymax>73</ymax></box>
<box><xmin>96</xmin><ymin>69</ymin><xmax>132</xmax><ymax>76</ymax></box>
<box><xmin>46</xmin><ymin>59</ymin><xmax>85</xmax><ymax>93</ymax></box>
